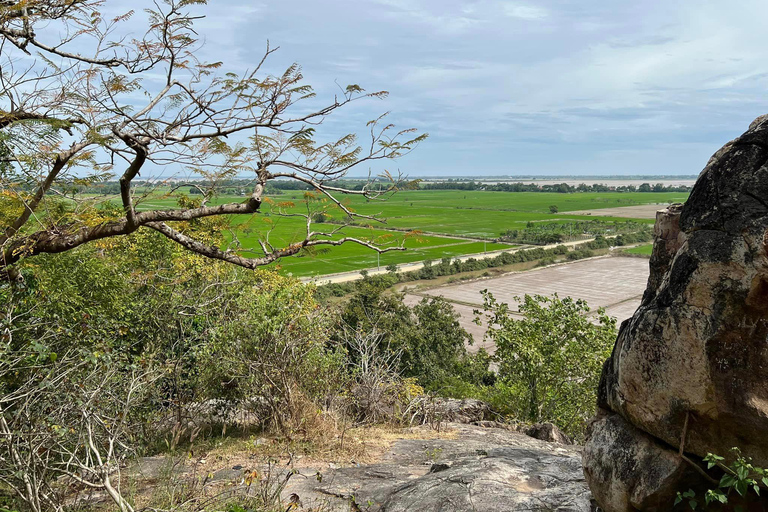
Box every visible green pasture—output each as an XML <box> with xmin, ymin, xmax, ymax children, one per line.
<box><xmin>125</xmin><ymin>189</ymin><xmax>685</xmax><ymax>276</ymax></box>
<box><xmin>325</xmin><ymin>190</ymin><xmax>688</xmax><ymax>214</ymax></box>
<box><xmin>623</xmin><ymin>243</ymin><xmax>654</xmax><ymax>256</ymax></box>
<box><xmin>272</xmin><ymin>240</ymin><xmax>510</xmax><ymax>277</ymax></box>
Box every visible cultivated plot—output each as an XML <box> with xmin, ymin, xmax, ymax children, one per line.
<box><xmin>129</xmin><ymin>189</ymin><xmax>680</xmax><ymax>276</ymax></box>
<box><xmin>407</xmin><ymin>256</ymin><xmax>650</xmax><ymax>353</ymax></box>
<box><xmin>568</xmin><ymin>204</ymin><xmax>670</xmax><ymax>219</ymax></box>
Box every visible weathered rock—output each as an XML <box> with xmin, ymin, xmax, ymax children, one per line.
<box><xmin>432</xmin><ymin>397</ymin><xmax>494</xmax><ymax>424</ymax></box>
<box><xmin>524</xmin><ymin>422</ymin><xmax>573</xmax><ymax>445</ymax></box>
<box><xmin>586</xmin><ymin>115</ymin><xmax>768</xmax><ymax>511</ymax></box>
<box><xmin>600</xmin><ymin>115</ymin><xmax>768</xmax><ymax>464</ymax></box>
<box><xmin>644</xmin><ymin>203</ymin><xmax>686</xmax><ymax>302</ymax></box>
<box><xmin>288</xmin><ymin>423</ymin><xmax>592</xmax><ymax>511</ymax></box>
<box><xmin>583</xmin><ymin>412</ymin><xmax>699</xmax><ymax>512</ymax></box>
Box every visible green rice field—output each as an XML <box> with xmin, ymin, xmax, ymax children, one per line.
<box><xmin>623</xmin><ymin>243</ymin><xmax>654</xmax><ymax>256</ymax></box>
<box><xmin>129</xmin><ymin>189</ymin><xmax>686</xmax><ymax>276</ymax></box>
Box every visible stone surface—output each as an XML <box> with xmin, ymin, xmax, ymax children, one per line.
<box><xmin>524</xmin><ymin>422</ymin><xmax>573</xmax><ymax>445</ymax></box>
<box><xmin>600</xmin><ymin>115</ymin><xmax>768</xmax><ymax>465</ymax></box>
<box><xmin>644</xmin><ymin>203</ymin><xmax>686</xmax><ymax>301</ymax></box>
<box><xmin>583</xmin><ymin>412</ymin><xmax>698</xmax><ymax>512</ymax></box>
<box><xmin>289</xmin><ymin>423</ymin><xmax>593</xmax><ymax>511</ymax></box>
<box><xmin>431</xmin><ymin>397</ymin><xmax>494</xmax><ymax>424</ymax></box>
<box><xmin>586</xmin><ymin>115</ymin><xmax>768</xmax><ymax>511</ymax></box>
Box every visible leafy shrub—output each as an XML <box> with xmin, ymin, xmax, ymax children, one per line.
<box><xmin>335</xmin><ymin>275</ymin><xmax>489</xmax><ymax>388</ymax></box>
<box><xmin>479</xmin><ymin>292</ymin><xmax>616</xmax><ymax>438</ymax></box>
<box><xmin>676</xmin><ymin>448</ymin><xmax>768</xmax><ymax>510</ymax></box>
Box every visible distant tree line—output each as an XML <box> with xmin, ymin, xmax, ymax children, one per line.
<box><xmin>421</xmin><ymin>181</ymin><xmax>691</xmax><ymax>193</ymax></box>
<box><xmin>58</xmin><ymin>178</ymin><xmax>401</xmax><ymax>196</ymax></box>
<box><xmin>499</xmin><ymin>220</ymin><xmax>652</xmax><ymax>245</ymax></box>
<box><xmin>47</xmin><ymin>179</ymin><xmax>689</xmax><ymax>197</ymax></box>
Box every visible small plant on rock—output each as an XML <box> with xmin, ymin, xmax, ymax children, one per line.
<box><xmin>675</xmin><ymin>448</ymin><xmax>768</xmax><ymax>510</ymax></box>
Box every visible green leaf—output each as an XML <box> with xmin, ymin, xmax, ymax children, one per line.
<box><xmin>705</xmin><ymin>489</ymin><xmax>728</xmax><ymax>505</ymax></box>
<box><xmin>720</xmin><ymin>474</ymin><xmax>738</xmax><ymax>488</ymax></box>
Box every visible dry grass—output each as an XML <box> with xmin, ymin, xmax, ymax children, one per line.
<box><xmin>110</xmin><ymin>422</ymin><xmax>459</xmax><ymax>512</ymax></box>
<box><xmin>189</xmin><ymin>423</ymin><xmax>458</xmax><ymax>471</ymax></box>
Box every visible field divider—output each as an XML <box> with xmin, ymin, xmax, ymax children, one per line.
<box><xmin>301</xmin><ymin>236</ymin><xmax>613</xmax><ymax>285</ymax></box>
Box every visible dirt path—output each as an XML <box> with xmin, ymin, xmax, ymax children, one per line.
<box><xmin>301</xmin><ymin>238</ymin><xmax>601</xmax><ymax>285</ymax></box>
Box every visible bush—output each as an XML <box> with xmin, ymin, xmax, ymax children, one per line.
<box><xmin>479</xmin><ymin>292</ymin><xmax>616</xmax><ymax>438</ymax></box>
<box><xmin>335</xmin><ymin>275</ymin><xmax>487</xmax><ymax>388</ymax></box>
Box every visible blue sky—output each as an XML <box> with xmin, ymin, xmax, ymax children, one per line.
<box><xmin>192</xmin><ymin>0</ymin><xmax>768</xmax><ymax>176</ymax></box>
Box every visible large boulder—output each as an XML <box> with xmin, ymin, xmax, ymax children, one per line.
<box><xmin>291</xmin><ymin>423</ymin><xmax>593</xmax><ymax>511</ymax></box>
<box><xmin>585</xmin><ymin>115</ymin><xmax>768</xmax><ymax>510</ymax></box>
<box><xmin>583</xmin><ymin>412</ymin><xmax>699</xmax><ymax>512</ymax></box>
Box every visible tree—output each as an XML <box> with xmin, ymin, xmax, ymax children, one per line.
<box><xmin>548</xmin><ymin>205</ymin><xmax>559</xmax><ymax>214</ymax></box>
<box><xmin>0</xmin><ymin>344</ymin><xmax>157</xmax><ymax>512</ymax></box>
<box><xmin>480</xmin><ymin>292</ymin><xmax>616</xmax><ymax>437</ymax></box>
<box><xmin>337</xmin><ymin>275</ymin><xmax>481</xmax><ymax>386</ymax></box>
<box><xmin>0</xmin><ymin>0</ymin><xmax>425</xmax><ymax>281</ymax></box>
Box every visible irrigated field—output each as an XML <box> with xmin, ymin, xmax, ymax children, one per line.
<box><xmin>405</xmin><ymin>256</ymin><xmax>650</xmax><ymax>354</ymax></box>
<box><xmin>128</xmin><ymin>189</ymin><xmax>685</xmax><ymax>276</ymax></box>
<box><xmin>623</xmin><ymin>243</ymin><xmax>654</xmax><ymax>256</ymax></box>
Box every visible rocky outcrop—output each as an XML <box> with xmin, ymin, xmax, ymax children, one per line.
<box><xmin>431</xmin><ymin>397</ymin><xmax>494</xmax><ymax>424</ymax></box>
<box><xmin>128</xmin><ymin>423</ymin><xmax>591</xmax><ymax>511</ymax></box>
<box><xmin>291</xmin><ymin>423</ymin><xmax>593</xmax><ymax>511</ymax></box>
<box><xmin>584</xmin><ymin>115</ymin><xmax>768</xmax><ymax>510</ymax></box>
<box><xmin>583</xmin><ymin>413</ymin><xmax>699</xmax><ymax>511</ymax></box>
<box><xmin>524</xmin><ymin>422</ymin><xmax>573</xmax><ymax>445</ymax></box>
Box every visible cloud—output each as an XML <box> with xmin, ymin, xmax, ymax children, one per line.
<box><xmin>502</xmin><ymin>3</ymin><xmax>549</xmax><ymax>20</ymax></box>
<box><xmin>122</xmin><ymin>0</ymin><xmax>768</xmax><ymax>176</ymax></box>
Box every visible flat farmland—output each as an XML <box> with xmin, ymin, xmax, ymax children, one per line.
<box><xmin>406</xmin><ymin>256</ymin><xmax>650</xmax><ymax>353</ymax></box>
<box><xmin>568</xmin><ymin>204</ymin><xmax>668</xmax><ymax>219</ymax></box>
<box><xmin>119</xmin><ymin>189</ymin><xmax>684</xmax><ymax>276</ymax></box>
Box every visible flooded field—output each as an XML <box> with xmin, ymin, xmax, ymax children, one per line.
<box><xmin>405</xmin><ymin>256</ymin><xmax>650</xmax><ymax>354</ymax></box>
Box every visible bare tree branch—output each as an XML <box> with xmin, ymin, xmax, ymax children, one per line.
<box><xmin>0</xmin><ymin>0</ymin><xmax>426</xmax><ymax>279</ymax></box>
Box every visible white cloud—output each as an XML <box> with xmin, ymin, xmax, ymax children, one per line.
<box><xmin>178</xmin><ymin>0</ymin><xmax>768</xmax><ymax>175</ymax></box>
<box><xmin>502</xmin><ymin>3</ymin><xmax>548</xmax><ymax>20</ymax></box>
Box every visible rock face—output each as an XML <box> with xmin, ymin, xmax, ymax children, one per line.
<box><xmin>290</xmin><ymin>423</ymin><xmax>593</xmax><ymax>511</ymax></box>
<box><xmin>524</xmin><ymin>422</ymin><xmax>573</xmax><ymax>445</ymax></box>
<box><xmin>583</xmin><ymin>413</ymin><xmax>699</xmax><ymax>512</ymax></box>
<box><xmin>432</xmin><ymin>397</ymin><xmax>494</xmax><ymax>424</ymax></box>
<box><xmin>584</xmin><ymin>115</ymin><xmax>768</xmax><ymax>510</ymax></box>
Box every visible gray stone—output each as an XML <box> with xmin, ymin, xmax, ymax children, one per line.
<box><xmin>586</xmin><ymin>115</ymin><xmax>768</xmax><ymax>511</ymax></box>
<box><xmin>583</xmin><ymin>412</ymin><xmax>698</xmax><ymax>512</ymax></box>
<box><xmin>433</xmin><ymin>398</ymin><xmax>494</xmax><ymax>424</ymax></box>
<box><xmin>599</xmin><ymin>115</ymin><xmax>768</xmax><ymax>464</ymax></box>
<box><xmin>524</xmin><ymin>422</ymin><xmax>573</xmax><ymax>445</ymax></box>
<box><xmin>289</xmin><ymin>423</ymin><xmax>592</xmax><ymax>511</ymax></box>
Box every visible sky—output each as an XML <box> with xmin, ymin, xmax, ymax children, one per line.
<box><xmin>139</xmin><ymin>1</ymin><xmax>768</xmax><ymax>176</ymax></box>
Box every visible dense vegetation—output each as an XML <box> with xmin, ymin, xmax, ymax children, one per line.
<box><xmin>0</xmin><ymin>216</ymin><xmax>620</xmax><ymax>510</ymax></box>
<box><xmin>499</xmin><ymin>219</ymin><xmax>651</xmax><ymax>245</ymax></box>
